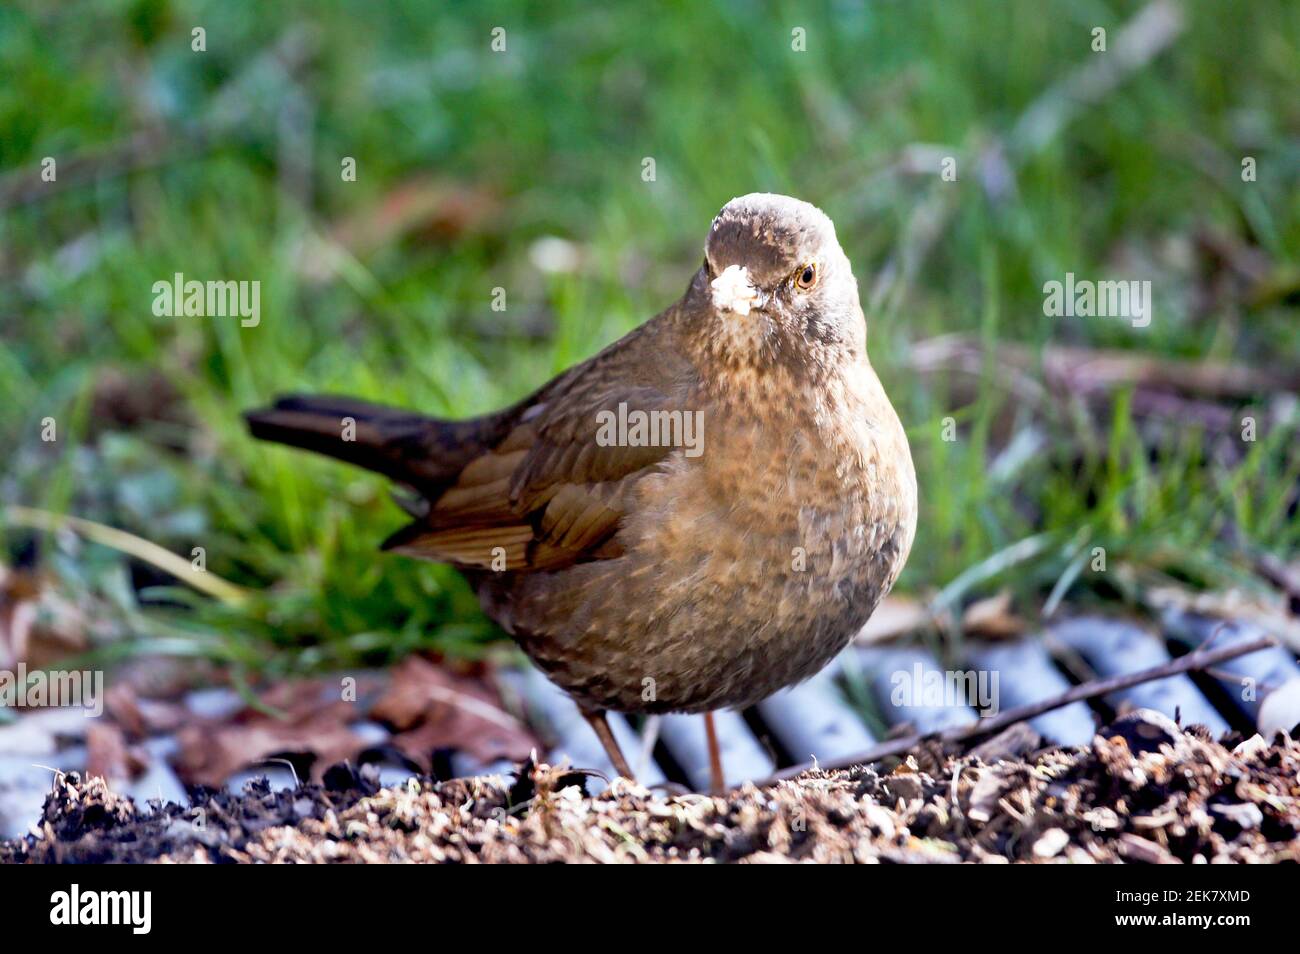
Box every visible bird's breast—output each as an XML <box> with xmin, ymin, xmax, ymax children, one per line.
<box><xmin>597</xmin><ymin>370</ymin><xmax>916</xmax><ymax>709</ymax></box>
<box><xmin>498</xmin><ymin>364</ymin><xmax>917</xmax><ymax>715</ymax></box>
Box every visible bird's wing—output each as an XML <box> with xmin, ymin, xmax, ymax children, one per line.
<box><xmin>381</xmin><ymin>318</ymin><xmax>697</xmax><ymax>571</ymax></box>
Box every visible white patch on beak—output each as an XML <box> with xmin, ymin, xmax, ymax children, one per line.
<box><xmin>710</xmin><ymin>264</ymin><xmax>758</xmax><ymax>315</ymax></box>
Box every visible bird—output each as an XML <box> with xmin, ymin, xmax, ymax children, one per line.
<box><xmin>245</xmin><ymin>193</ymin><xmax>917</xmax><ymax>792</ymax></box>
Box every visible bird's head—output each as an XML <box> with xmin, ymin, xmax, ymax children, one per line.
<box><xmin>688</xmin><ymin>193</ymin><xmax>866</xmax><ymax>377</ymax></box>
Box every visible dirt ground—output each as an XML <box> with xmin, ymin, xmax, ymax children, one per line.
<box><xmin>3</xmin><ymin>712</ymin><xmax>1298</xmax><ymax>863</ymax></box>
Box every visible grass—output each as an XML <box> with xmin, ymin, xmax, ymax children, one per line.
<box><xmin>1</xmin><ymin>0</ymin><xmax>1298</xmax><ymax>676</ymax></box>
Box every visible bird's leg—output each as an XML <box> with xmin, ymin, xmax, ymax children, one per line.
<box><xmin>582</xmin><ymin>708</ymin><xmax>636</xmax><ymax>781</ymax></box>
<box><xmin>704</xmin><ymin>710</ymin><xmax>725</xmax><ymax>794</ymax></box>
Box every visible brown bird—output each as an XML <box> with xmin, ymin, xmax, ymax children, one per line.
<box><xmin>245</xmin><ymin>193</ymin><xmax>917</xmax><ymax>791</ymax></box>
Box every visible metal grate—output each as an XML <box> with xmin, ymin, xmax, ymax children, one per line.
<box><xmin>501</xmin><ymin>612</ymin><xmax>1300</xmax><ymax>790</ymax></box>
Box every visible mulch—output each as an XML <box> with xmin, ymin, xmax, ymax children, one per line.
<box><xmin>3</xmin><ymin>712</ymin><xmax>1298</xmax><ymax>863</ymax></box>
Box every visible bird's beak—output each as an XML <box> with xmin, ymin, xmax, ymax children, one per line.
<box><xmin>710</xmin><ymin>264</ymin><xmax>760</xmax><ymax>316</ymax></box>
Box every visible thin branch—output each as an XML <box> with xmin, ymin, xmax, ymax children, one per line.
<box><xmin>908</xmin><ymin>334</ymin><xmax>1300</xmax><ymax>400</ymax></box>
<box><xmin>1253</xmin><ymin>552</ymin><xmax>1300</xmax><ymax>615</ymax></box>
<box><xmin>3</xmin><ymin>505</ymin><xmax>250</xmax><ymax>606</ymax></box>
<box><xmin>764</xmin><ymin>634</ymin><xmax>1276</xmax><ymax>784</ymax></box>
<box><xmin>1009</xmin><ymin>0</ymin><xmax>1186</xmax><ymax>157</ymax></box>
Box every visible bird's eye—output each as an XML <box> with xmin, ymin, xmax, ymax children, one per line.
<box><xmin>796</xmin><ymin>262</ymin><xmax>818</xmax><ymax>289</ymax></box>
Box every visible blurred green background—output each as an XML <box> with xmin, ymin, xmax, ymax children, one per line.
<box><xmin>1</xmin><ymin>0</ymin><xmax>1297</xmax><ymax>678</ymax></box>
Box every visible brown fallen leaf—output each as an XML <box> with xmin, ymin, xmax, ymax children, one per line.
<box><xmin>174</xmin><ymin>719</ymin><xmax>364</xmax><ymax>788</ymax></box>
<box><xmin>233</xmin><ymin>677</ymin><xmax>361</xmax><ymax>728</ymax></box>
<box><xmin>962</xmin><ymin>591</ymin><xmax>1026</xmax><ymax>640</ymax></box>
<box><xmin>103</xmin><ymin>683</ymin><xmax>189</xmax><ymax>740</ymax></box>
<box><xmin>103</xmin><ymin>684</ymin><xmax>147</xmax><ymax>738</ymax></box>
<box><xmin>172</xmin><ymin>677</ymin><xmax>378</xmax><ymax>787</ymax></box>
<box><xmin>297</xmin><ymin>176</ymin><xmax>499</xmax><ymax>284</ymax></box>
<box><xmin>370</xmin><ymin>656</ymin><xmax>536</xmax><ymax>769</ymax></box>
<box><xmin>0</xmin><ymin>563</ymin><xmax>88</xmax><ymax>672</ymax></box>
<box><xmin>86</xmin><ymin>721</ymin><xmax>132</xmax><ymax>784</ymax></box>
<box><xmin>0</xmin><ymin>563</ymin><xmax>37</xmax><ymax>670</ymax></box>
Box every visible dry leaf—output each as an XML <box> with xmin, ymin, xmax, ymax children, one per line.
<box><xmin>86</xmin><ymin>721</ymin><xmax>131</xmax><ymax>783</ymax></box>
<box><xmin>370</xmin><ymin>656</ymin><xmax>536</xmax><ymax>769</ymax></box>
<box><xmin>174</xmin><ymin>719</ymin><xmax>363</xmax><ymax>788</ymax></box>
<box><xmin>0</xmin><ymin>563</ymin><xmax>37</xmax><ymax>669</ymax></box>
<box><xmin>0</xmin><ymin>564</ymin><xmax>88</xmax><ymax>671</ymax></box>
<box><xmin>172</xmin><ymin>678</ymin><xmax>373</xmax><ymax>787</ymax></box>
<box><xmin>962</xmin><ymin>590</ymin><xmax>1025</xmax><ymax>639</ymax></box>
<box><xmin>102</xmin><ymin>683</ymin><xmax>188</xmax><ymax>739</ymax></box>
<box><xmin>297</xmin><ymin>177</ymin><xmax>499</xmax><ymax>283</ymax></box>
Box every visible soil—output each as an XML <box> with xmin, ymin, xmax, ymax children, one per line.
<box><xmin>3</xmin><ymin>713</ymin><xmax>1298</xmax><ymax>863</ymax></box>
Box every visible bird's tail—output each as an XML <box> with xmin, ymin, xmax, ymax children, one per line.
<box><xmin>244</xmin><ymin>394</ymin><xmax>501</xmax><ymax>492</ymax></box>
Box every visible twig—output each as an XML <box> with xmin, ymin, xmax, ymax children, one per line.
<box><xmin>1009</xmin><ymin>0</ymin><xmax>1186</xmax><ymax>157</ymax></box>
<box><xmin>637</xmin><ymin>714</ymin><xmax>661</xmax><ymax>780</ymax></box>
<box><xmin>908</xmin><ymin>334</ymin><xmax>1300</xmax><ymax>400</ymax></box>
<box><xmin>763</xmin><ymin>633</ymin><xmax>1275</xmax><ymax>784</ymax></box>
<box><xmin>259</xmin><ymin>757</ymin><xmax>301</xmax><ymax>789</ymax></box>
<box><xmin>1253</xmin><ymin>552</ymin><xmax>1300</xmax><ymax>615</ymax></box>
<box><xmin>0</xmin><ymin>127</ymin><xmax>181</xmax><ymax>209</ymax></box>
<box><xmin>2</xmin><ymin>504</ymin><xmax>250</xmax><ymax>606</ymax></box>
